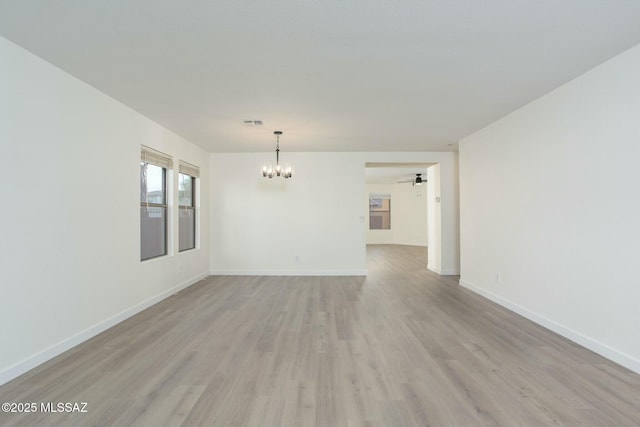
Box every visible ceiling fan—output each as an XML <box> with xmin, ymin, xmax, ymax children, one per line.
<box><xmin>397</xmin><ymin>173</ymin><xmax>425</xmax><ymax>186</ymax></box>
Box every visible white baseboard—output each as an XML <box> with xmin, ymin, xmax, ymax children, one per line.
<box><xmin>459</xmin><ymin>278</ymin><xmax>640</xmax><ymax>375</ymax></box>
<box><xmin>427</xmin><ymin>264</ymin><xmax>460</xmax><ymax>276</ymax></box>
<box><xmin>0</xmin><ymin>272</ymin><xmax>210</xmax><ymax>386</ymax></box>
<box><xmin>210</xmin><ymin>269</ymin><xmax>368</xmax><ymax>277</ymax></box>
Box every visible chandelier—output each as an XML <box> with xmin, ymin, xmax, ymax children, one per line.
<box><xmin>262</xmin><ymin>130</ymin><xmax>293</xmax><ymax>179</ymax></box>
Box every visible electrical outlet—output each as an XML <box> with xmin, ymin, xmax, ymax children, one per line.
<box><xmin>496</xmin><ymin>272</ymin><xmax>501</xmax><ymax>283</ymax></box>
<box><xmin>295</xmin><ymin>255</ymin><xmax>300</xmax><ymax>263</ymax></box>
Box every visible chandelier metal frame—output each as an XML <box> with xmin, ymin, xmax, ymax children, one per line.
<box><xmin>262</xmin><ymin>131</ymin><xmax>293</xmax><ymax>179</ymax></box>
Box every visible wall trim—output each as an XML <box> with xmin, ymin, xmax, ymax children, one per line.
<box><xmin>428</xmin><ymin>264</ymin><xmax>460</xmax><ymax>276</ymax></box>
<box><xmin>0</xmin><ymin>272</ymin><xmax>210</xmax><ymax>386</ymax></box>
<box><xmin>459</xmin><ymin>278</ymin><xmax>640</xmax><ymax>375</ymax></box>
<box><xmin>210</xmin><ymin>269</ymin><xmax>368</xmax><ymax>277</ymax></box>
<box><xmin>427</xmin><ymin>263</ymin><xmax>441</xmax><ymax>274</ymax></box>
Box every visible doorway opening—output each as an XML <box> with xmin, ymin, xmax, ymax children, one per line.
<box><xmin>364</xmin><ymin>162</ymin><xmax>436</xmax><ymax>272</ymax></box>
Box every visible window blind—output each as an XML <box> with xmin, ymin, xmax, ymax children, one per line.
<box><xmin>179</xmin><ymin>161</ymin><xmax>200</xmax><ymax>178</ymax></box>
<box><xmin>141</xmin><ymin>146</ymin><xmax>173</xmax><ymax>169</ymax></box>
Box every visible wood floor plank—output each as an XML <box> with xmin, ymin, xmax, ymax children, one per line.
<box><xmin>1</xmin><ymin>244</ymin><xmax>640</xmax><ymax>426</ymax></box>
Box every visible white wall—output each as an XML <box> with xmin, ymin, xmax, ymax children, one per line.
<box><xmin>366</xmin><ymin>183</ymin><xmax>428</xmax><ymax>246</ymax></box>
<box><xmin>427</xmin><ymin>164</ymin><xmax>442</xmax><ymax>272</ymax></box>
<box><xmin>459</xmin><ymin>43</ymin><xmax>640</xmax><ymax>373</ymax></box>
<box><xmin>210</xmin><ymin>152</ymin><xmax>458</xmax><ymax>275</ymax></box>
<box><xmin>0</xmin><ymin>36</ymin><xmax>210</xmax><ymax>384</ymax></box>
<box><xmin>210</xmin><ymin>152</ymin><xmax>367</xmax><ymax>275</ymax></box>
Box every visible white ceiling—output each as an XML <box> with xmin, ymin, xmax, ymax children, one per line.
<box><xmin>1</xmin><ymin>1</ymin><xmax>640</xmax><ymax>153</ymax></box>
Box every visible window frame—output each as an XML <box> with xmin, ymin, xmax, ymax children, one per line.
<box><xmin>139</xmin><ymin>149</ymin><xmax>173</xmax><ymax>262</ymax></box>
<box><xmin>369</xmin><ymin>196</ymin><xmax>391</xmax><ymax>230</ymax></box>
<box><xmin>178</xmin><ymin>172</ymin><xmax>196</xmax><ymax>252</ymax></box>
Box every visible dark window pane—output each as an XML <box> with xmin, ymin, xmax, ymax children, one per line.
<box><xmin>141</xmin><ymin>206</ymin><xmax>167</xmax><ymax>260</ymax></box>
<box><xmin>178</xmin><ymin>173</ymin><xmax>194</xmax><ymax>206</ymax></box>
<box><xmin>141</xmin><ymin>163</ymin><xmax>165</xmax><ymax>204</ymax></box>
<box><xmin>179</xmin><ymin>207</ymin><xmax>195</xmax><ymax>251</ymax></box>
<box><xmin>369</xmin><ymin>198</ymin><xmax>390</xmax><ymax>212</ymax></box>
<box><xmin>369</xmin><ymin>197</ymin><xmax>391</xmax><ymax>230</ymax></box>
<box><xmin>369</xmin><ymin>212</ymin><xmax>391</xmax><ymax>229</ymax></box>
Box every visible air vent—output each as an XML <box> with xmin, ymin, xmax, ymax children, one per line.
<box><xmin>243</xmin><ymin>120</ymin><xmax>263</xmax><ymax>126</ymax></box>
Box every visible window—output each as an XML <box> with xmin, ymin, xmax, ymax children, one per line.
<box><xmin>178</xmin><ymin>172</ymin><xmax>196</xmax><ymax>251</ymax></box>
<box><xmin>369</xmin><ymin>195</ymin><xmax>391</xmax><ymax>230</ymax></box>
<box><xmin>141</xmin><ymin>147</ymin><xmax>172</xmax><ymax>261</ymax></box>
<box><xmin>178</xmin><ymin>161</ymin><xmax>199</xmax><ymax>252</ymax></box>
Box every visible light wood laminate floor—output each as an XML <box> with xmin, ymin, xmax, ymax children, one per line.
<box><xmin>1</xmin><ymin>245</ymin><xmax>640</xmax><ymax>426</ymax></box>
